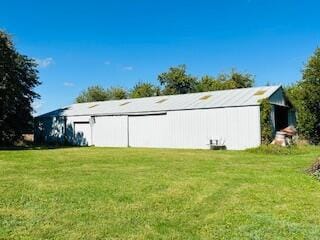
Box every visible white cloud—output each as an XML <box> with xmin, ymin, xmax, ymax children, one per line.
<box><xmin>104</xmin><ymin>61</ymin><xmax>111</xmax><ymax>65</ymax></box>
<box><xmin>35</xmin><ymin>57</ymin><xmax>54</xmax><ymax>68</ymax></box>
<box><xmin>123</xmin><ymin>66</ymin><xmax>133</xmax><ymax>71</ymax></box>
<box><xmin>63</xmin><ymin>82</ymin><xmax>75</xmax><ymax>87</ymax></box>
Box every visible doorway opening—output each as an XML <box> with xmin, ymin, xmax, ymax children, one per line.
<box><xmin>274</xmin><ymin>105</ymin><xmax>288</xmax><ymax>131</ymax></box>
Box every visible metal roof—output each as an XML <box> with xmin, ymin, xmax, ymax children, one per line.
<box><xmin>38</xmin><ymin>85</ymin><xmax>282</xmax><ymax>117</ymax></box>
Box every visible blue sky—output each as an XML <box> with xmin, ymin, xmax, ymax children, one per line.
<box><xmin>1</xmin><ymin>0</ymin><xmax>319</xmax><ymax>114</ymax></box>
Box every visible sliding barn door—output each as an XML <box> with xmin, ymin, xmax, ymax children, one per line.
<box><xmin>92</xmin><ymin>116</ymin><xmax>128</xmax><ymax>147</ymax></box>
<box><xmin>128</xmin><ymin>114</ymin><xmax>168</xmax><ymax>148</ymax></box>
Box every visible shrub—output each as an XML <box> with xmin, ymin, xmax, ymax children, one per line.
<box><xmin>307</xmin><ymin>157</ymin><xmax>320</xmax><ymax>180</ymax></box>
<box><xmin>260</xmin><ymin>99</ymin><xmax>273</xmax><ymax>144</ymax></box>
<box><xmin>246</xmin><ymin>144</ymin><xmax>308</xmax><ymax>155</ymax></box>
<box><xmin>286</xmin><ymin>48</ymin><xmax>320</xmax><ymax>144</ymax></box>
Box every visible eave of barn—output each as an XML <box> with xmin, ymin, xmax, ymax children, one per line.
<box><xmin>36</xmin><ymin>86</ymin><xmax>283</xmax><ymax>118</ymax></box>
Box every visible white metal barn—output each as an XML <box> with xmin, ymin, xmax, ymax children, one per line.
<box><xmin>35</xmin><ymin>85</ymin><xmax>295</xmax><ymax>150</ymax></box>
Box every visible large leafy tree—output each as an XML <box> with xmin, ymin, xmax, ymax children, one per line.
<box><xmin>287</xmin><ymin>48</ymin><xmax>320</xmax><ymax>144</ymax></box>
<box><xmin>76</xmin><ymin>85</ymin><xmax>109</xmax><ymax>103</ymax></box>
<box><xmin>76</xmin><ymin>86</ymin><xmax>128</xmax><ymax>103</ymax></box>
<box><xmin>105</xmin><ymin>87</ymin><xmax>128</xmax><ymax>100</ymax></box>
<box><xmin>76</xmin><ymin>67</ymin><xmax>254</xmax><ymax>103</ymax></box>
<box><xmin>197</xmin><ymin>70</ymin><xmax>254</xmax><ymax>92</ymax></box>
<box><xmin>158</xmin><ymin>65</ymin><xmax>197</xmax><ymax>95</ymax></box>
<box><xmin>197</xmin><ymin>75</ymin><xmax>231</xmax><ymax>92</ymax></box>
<box><xmin>0</xmin><ymin>31</ymin><xmax>40</xmax><ymax>145</ymax></box>
<box><xmin>226</xmin><ymin>69</ymin><xmax>254</xmax><ymax>88</ymax></box>
<box><xmin>130</xmin><ymin>82</ymin><xmax>160</xmax><ymax>98</ymax></box>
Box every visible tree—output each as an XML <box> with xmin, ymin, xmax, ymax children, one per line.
<box><xmin>130</xmin><ymin>82</ymin><xmax>160</xmax><ymax>98</ymax></box>
<box><xmin>196</xmin><ymin>75</ymin><xmax>230</xmax><ymax>92</ymax></box>
<box><xmin>105</xmin><ymin>87</ymin><xmax>128</xmax><ymax>100</ymax></box>
<box><xmin>226</xmin><ymin>69</ymin><xmax>254</xmax><ymax>88</ymax></box>
<box><xmin>197</xmin><ymin>70</ymin><xmax>254</xmax><ymax>92</ymax></box>
<box><xmin>288</xmin><ymin>47</ymin><xmax>320</xmax><ymax>144</ymax></box>
<box><xmin>76</xmin><ymin>85</ymin><xmax>109</xmax><ymax>103</ymax></box>
<box><xmin>76</xmin><ymin>86</ymin><xmax>128</xmax><ymax>103</ymax></box>
<box><xmin>158</xmin><ymin>65</ymin><xmax>197</xmax><ymax>95</ymax></box>
<box><xmin>0</xmin><ymin>31</ymin><xmax>40</xmax><ymax>145</ymax></box>
<box><xmin>76</xmin><ymin>67</ymin><xmax>254</xmax><ymax>103</ymax></box>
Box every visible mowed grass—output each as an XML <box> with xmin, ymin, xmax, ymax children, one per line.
<box><xmin>0</xmin><ymin>147</ymin><xmax>320</xmax><ymax>239</ymax></box>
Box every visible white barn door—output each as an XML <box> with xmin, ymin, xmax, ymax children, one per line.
<box><xmin>74</xmin><ymin>122</ymin><xmax>92</xmax><ymax>146</ymax></box>
<box><xmin>92</xmin><ymin>116</ymin><xmax>128</xmax><ymax>147</ymax></box>
<box><xmin>128</xmin><ymin>114</ymin><xmax>168</xmax><ymax>148</ymax></box>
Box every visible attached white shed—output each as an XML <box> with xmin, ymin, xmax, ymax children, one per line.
<box><xmin>35</xmin><ymin>85</ymin><xmax>295</xmax><ymax>150</ymax></box>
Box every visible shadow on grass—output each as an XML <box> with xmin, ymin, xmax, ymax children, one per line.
<box><xmin>0</xmin><ymin>145</ymin><xmax>80</xmax><ymax>151</ymax></box>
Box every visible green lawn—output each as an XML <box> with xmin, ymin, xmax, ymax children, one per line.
<box><xmin>0</xmin><ymin>147</ymin><xmax>320</xmax><ymax>239</ymax></box>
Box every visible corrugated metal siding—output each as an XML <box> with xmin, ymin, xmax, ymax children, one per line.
<box><xmin>66</xmin><ymin>116</ymin><xmax>91</xmax><ymax>145</ymax></box>
<box><xmin>34</xmin><ymin>117</ymin><xmax>65</xmax><ymax>144</ymax></box>
<box><xmin>128</xmin><ymin>106</ymin><xmax>260</xmax><ymax>150</ymax></box>
<box><xmin>269</xmin><ymin>88</ymin><xmax>287</xmax><ymax>106</ymax></box>
<box><xmin>288</xmin><ymin>109</ymin><xmax>296</xmax><ymax>126</ymax></box>
<box><xmin>74</xmin><ymin>123</ymin><xmax>92</xmax><ymax>146</ymax></box>
<box><xmin>92</xmin><ymin>116</ymin><xmax>128</xmax><ymax>147</ymax></box>
<box><xmin>129</xmin><ymin>115</ymin><xmax>168</xmax><ymax>148</ymax></box>
<box><xmin>35</xmin><ymin>106</ymin><xmax>261</xmax><ymax>149</ymax></box>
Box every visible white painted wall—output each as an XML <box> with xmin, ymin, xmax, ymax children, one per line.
<box><xmin>66</xmin><ymin>116</ymin><xmax>91</xmax><ymax>145</ymax></box>
<box><xmin>74</xmin><ymin>122</ymin><xmax>92</xmax><ymax>146</ymax></box>
<box><xmin>67</xmin><ymin>116</ymin><xmax>91</xmax><ymax>123</ymax></box>
<box><xmin>127</xmin><ymin>106</ymin><xmax>261</xmax><ymax>150</ymax></box>
<box><xmin>36</xmin><ymin>106</ymin><xmax>261</xmax><ymax>150</ymax></box>
<box><xmin>129</xmin><ymin>114</ymin><xmax>168</xmax><ymax>148</ymax></box>
<box><xmin>35</xmin><ymin>116</ymin><xmax>65</xmax><ymax>144</ymax></box>
<box><xmin>92</xmin><ymin>116</ymin><xmax>128</xmax><ymax>147</ymax></box>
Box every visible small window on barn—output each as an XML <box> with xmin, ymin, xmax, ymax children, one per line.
<box><xmin>88</xmin><ymin>104</ymin><xmax>99</xmax><ymax>108</ymax></box>
<box><xmin>199</xmin><ymin>95</ymin><xmax>211</xmax><ymax>100</ymax></box>
<box><xmin>156</xmin><ymin>99</ymin><xmax>167</xmax><ymax>103</ymax></box>
<box><xmin>119</xmin><ymin>101</ymin><xmax>130</xmax><ymax>106</ymax></box>
<box><xmin>254</xmin><ymin>90</ymin><xmax>266</xmax><ymax>96</ymax></box>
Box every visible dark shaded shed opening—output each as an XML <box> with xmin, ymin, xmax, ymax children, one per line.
<box><xmin>274</xmin><ymin>105</ymin><xmax>288</xmax><ymax>131</ymax></box>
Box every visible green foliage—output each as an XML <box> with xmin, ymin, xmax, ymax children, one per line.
<box><xmin>196</xmin><ymin>69</ymin><xmax>254</xmax><ymax>92</ymax></box>
<box><xmin>231</xmin><ymin>70</ymin><xmax>254</xmax><ymax>88</ymax></box>
<box><xmin>76</xmin><ymin>66</ymin><xmax>255</xmax><ymax>103</ymax></box>
<box><xmin>158</xmin><ymin>64</ymin><xmax>197</xmax><ymax>95</ymax></box>
<box><xmin>105</xmin><ymin>87</ymin><xmax>128</xmax><ymax>100</ymax></box>
<box><xmin>196</xmin><ymin>75</ymin><xmax>231</xmax><ymax>91</ymax></box>
<box><xmin>246</xmin><ymin>144</ymin><xmax>309</xmax><ymax>155</ymax></box>
<box><xmin>130</xmin><ymin>82</ymin><xmax>160</xmax><ymax>98</ymax></box>
<box><xmin>284</xmin><ymin>84</ymin><xmax>300</xmax><ymax>109</ymax></box>
<box><xmin>218</xmin><ymin>69</ymin><xmax>255</xmax><ymax>88</ymax></box>
<box><xmin>0</xmin><ymin>30</ymin><xmax>40</xmax><ymax>146</ymax></box>
<box><xmin>260</xmin><ymin>98</ymin><xmax>273</xmax><ymax>144</ymax></box>
<box><xmin>286</xmin><ymin>48</ymin><xmax>320</xmax><ymax>144</ymax></box>
<box><xmin>76</xmin><ymin>86</ymin><xmax>127</xmax><ymax>103</ymax></box>
<box><xmin>76</xmin><ymin>85</ymin><xmax>109</xmax><ymax>103</ymax></box>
